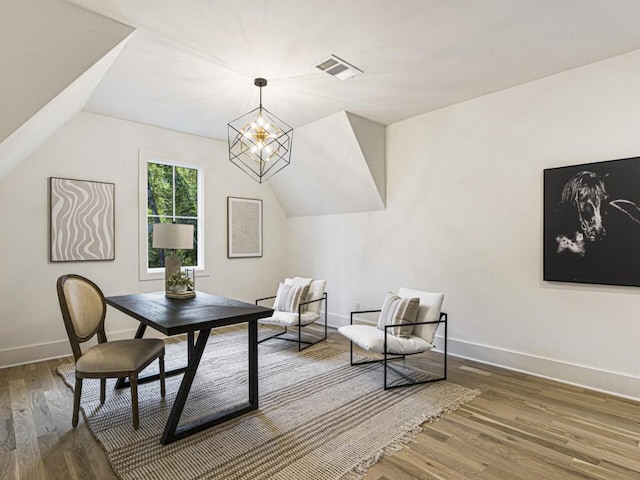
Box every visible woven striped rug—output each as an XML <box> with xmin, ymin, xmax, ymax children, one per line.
<box><xmin>56</xmin><ymin>329</ymin><xmax>479</xmax><ymax>480</ymax></box>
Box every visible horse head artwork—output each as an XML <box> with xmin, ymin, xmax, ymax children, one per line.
<box><xmin>554</xmin><ymin>170</ymin><xmax>640</xmax><ymax>257</ymax></box>
<box><xmin>545</xmin><ymin>158</ymin><xmax>640</xmax><ymax>286</ymax></box>
<box><xmin>560</xmin><ymin>171</ymin><xmax>608</xmax><ymax>242</ymax></box>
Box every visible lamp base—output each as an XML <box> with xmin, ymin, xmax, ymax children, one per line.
<box><xmin>164</xmin><ymin>255</ymin><xmax>181</xmax><ymax>294</ymax></box>
<box><xmin>164</xmin><ymin>257</ymin><xmax>196</xmax><ymax>299</ymax></box>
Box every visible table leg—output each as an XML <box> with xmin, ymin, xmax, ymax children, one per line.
<box><xmin>161</xmin><ymin>327</ymin><xmax>210</xmax><ymax>444</ymax></box>
<box><xmin>160</xmin><ymin>325</ymin><xmax>260</xmax><ymax>445</ymax></box>
<box><xmin>248</xmin><ymin>319</ymin><xmax>258</xmax><ymax>407</ymax></box>
<box><xmin>187</xmin><ymin>331</ymin><xmax>195</xmax><ymax>365</ymax></box>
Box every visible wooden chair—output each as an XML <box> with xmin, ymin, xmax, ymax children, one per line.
<box><xmin>56</xmin><ymin>274</ymin><xmax>166</xmax><ymax>429</ymax></box>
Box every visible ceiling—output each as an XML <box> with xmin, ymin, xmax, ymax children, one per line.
<box><xmin>65</xmin><ymin>0</ymin><xmax>640</xmax><ymax>141</ymax></box>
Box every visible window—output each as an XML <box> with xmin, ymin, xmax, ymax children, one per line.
<box><xmin>139</xmin><ymin>151</ymin><xmax>205</xmax><ymax>279</ymax></box>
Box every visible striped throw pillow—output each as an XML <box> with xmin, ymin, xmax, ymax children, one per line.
<box><xmin>377</xmin><ymin>293</ymin><xmax>420</xmax><ymax>338</ymax></box>
<box><xmin>288</xmin><ymin>277</ymin><xmax>313</xmax><ymax>312</ymax></box>
<box><xmin>273</xmin><ymin>283</ymin><xmax>305</xmax><ymax>313</ymax></box>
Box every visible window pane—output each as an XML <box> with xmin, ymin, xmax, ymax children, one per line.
<box><xmin>147</xmin><ymin>163</ymin><xmax>173</xmax><ymax>216</ymax></box>
<box><xmin>147</xmin><ymin>217</ymin><xmax>172</xmax><ymax>268</ymax></box>
<box><xmin>176</xmin><ymin>218</ymin><xmax>198</xmax><ymax>267</ymax></box>
<box><xmin>144</xmin><ymin>157</ymin><xmax>202</xmax><ymax>274</ymax></box>
<box><xmin>175</xmin><ymin>166</ymin><xmax>198</xmax><ymax>217</ymax></box>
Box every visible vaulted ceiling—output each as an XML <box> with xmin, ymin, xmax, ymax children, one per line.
<box><xmin>69</xmin><ymin>0</ymin><xmax>640</xmax><ymax>140</ymax></box>
<box><xmin>3</xmin><ymin>1</ymin><xmax>640</xmax><ymax>215</ymax></box>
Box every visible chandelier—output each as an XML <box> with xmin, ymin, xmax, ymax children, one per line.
<box><xmin>227</xmin><ymin>78</ymin><xmax>293</xmax><ymax>183</ymax></box>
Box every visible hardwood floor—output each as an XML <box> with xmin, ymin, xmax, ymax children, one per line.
<box><xmin>1</xmin><ymin>330</ymin><xmax>638</xmax><ymax>480</ymax></box>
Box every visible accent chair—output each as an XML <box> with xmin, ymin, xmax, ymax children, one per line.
<box><xmin>338</xmin><ymin>287</ymin><xmax>447</xmax><ymax>390</ymax></box>
<box><xmin>256</xmin><ymin>277</ymin><xmax>328</xmax><ymax>351</ymax></box>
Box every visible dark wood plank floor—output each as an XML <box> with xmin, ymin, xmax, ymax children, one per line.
<box><xmin>1</xmin><ymin>329</ymin><xmax>638</xmax><ymax>480</ymax></box>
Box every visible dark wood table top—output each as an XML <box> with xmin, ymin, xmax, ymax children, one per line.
<box><xmin>105</xmin><ymin>291</ymin><xmax>273</xmax><ymax>336</ymax></box>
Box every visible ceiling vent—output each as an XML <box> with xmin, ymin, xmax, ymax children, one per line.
<box><xmin>315</xmin><ymin>55</ymin><xmax>363</xmax><ymax>80</ymax></box>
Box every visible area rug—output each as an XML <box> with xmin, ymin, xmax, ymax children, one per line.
<box><xmin>56</xmin><ymin>330</ymin><xmax>479</xmax><ymax>480</ymax></box>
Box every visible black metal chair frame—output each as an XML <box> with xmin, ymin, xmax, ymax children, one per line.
<box><xmin>348</xmin><ymin>309</ymin><xmax>447</xmax><ymax>390</ymax></box>
<box><xmin>255</xmin><ymin>292</ymin><xmax>328</xmax><ymax>351</ymax></box>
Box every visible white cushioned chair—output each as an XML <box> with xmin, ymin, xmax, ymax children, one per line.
<box><xmin>57</xmin><ymin>274</ymin><xmax>166</xmax><ymax>429</ymax></box>
<box><xmin>338</xmin><ymin>287</ymin><xmax>447</xmax><ymax>390</ymax></box>
<box><xmin>256</xmin><ymin>278</ymin><xmax>327</xmax><ymax>351</ymax></box>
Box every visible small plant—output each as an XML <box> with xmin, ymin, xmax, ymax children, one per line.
<box><xmin>167</xmin><ymin>271</ymin><xmax>194</xmax><ymax>289</ymax></box>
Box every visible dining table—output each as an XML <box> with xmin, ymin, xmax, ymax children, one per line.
<box><xmin>105</xmin><ymin>291</ymin><xmax>273</xmax><ymax>445</ymax></box>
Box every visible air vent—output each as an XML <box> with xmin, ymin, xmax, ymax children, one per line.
<box><xmin>315</xmin><ymin>55</ymin><xmax>363</xmax><ymax>80</ymax></box>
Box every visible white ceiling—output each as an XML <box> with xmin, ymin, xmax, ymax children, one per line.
<box><xmin>66</xmin><ymin>0</ymin><xmax>640</xmax><ymax>141</ymax></box>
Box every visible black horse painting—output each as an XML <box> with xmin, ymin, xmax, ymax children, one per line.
<box><xmin>544</xmin><ymin>157</ymin><xmax>640</xmax><ymax>286</ymax></box>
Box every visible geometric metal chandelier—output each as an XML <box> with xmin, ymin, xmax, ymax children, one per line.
<box><xmin>227</xmin><ymin>78</ymin><xmax>293</xmax><ymax>183</ymax></box>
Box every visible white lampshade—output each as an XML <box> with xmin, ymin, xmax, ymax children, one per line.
<box><xmin>152</xmin><ymin>223</ymin><xmax>194</xmax><ymax>250</ymax></box>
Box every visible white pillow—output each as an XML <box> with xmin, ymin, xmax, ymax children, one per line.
<box><xmin>398</xmin><ymin>288</ymin><xmax>444</xmax><ymax>344</ymax></box>
<box><xmin>273</xmin><ymin>283</ymin><xmax>305</xmax><ymax>313</ymax></box>
<box><xmin>288</xmin><ymin>277</ymin><xmax>313</xmax><ymax>311</ymax></box>
<box><xmin>376</xmin><ymin>292</ymin><xmax>420</xmax><ymax>338</ymax></box>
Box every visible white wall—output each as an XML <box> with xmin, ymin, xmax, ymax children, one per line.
<box><xmin>0</xmin><ymin>112</ymin><xmax>289</xmax><ymax>366</ymax></box>
<box><xmin>287</xmin><ymin>50</ymin><xmax>640</xmax><ymax>400</ymax></box>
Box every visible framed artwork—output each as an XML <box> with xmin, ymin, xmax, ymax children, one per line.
<box><xmin>227</xmin><ymin>197</ymin><xmax>262</xmax><ymax>258</ymax></box>
<box><xmin>543</xmin><ymin>156</ymin><xmax>640</xmax><ymax>287</ymax></box>
<box><xmin>49</xmin><ymin>177</ymin><xmax>115</xmax><ymax>262</ymax></box>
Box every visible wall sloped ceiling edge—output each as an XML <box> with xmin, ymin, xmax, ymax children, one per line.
<box><xmin>267</xmin><ymin>111</ymin><xmax>386</xmax><ymax>217</ymax></box>
<box><xmin>345</xmin><ymin>112</ymin><xmax>386</xmax><ymax>204</ymax></box>
<box><xmin>0</xmin><ymin>36</ymin><xmax>133</xmax><ymax>182</ymax></box>
<box><xmin>0</xmin><ymin>0</ymin><xmax>135</xmax><ymax>181</ymax></box>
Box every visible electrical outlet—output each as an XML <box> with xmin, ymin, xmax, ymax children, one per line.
<box><xmin>354</xmin><ymin>301</ymin><xmax>360</xmax><ymax>311</ymax></box>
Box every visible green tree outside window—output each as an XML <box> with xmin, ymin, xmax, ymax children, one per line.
<box><xmin>147</xmin><ymin>161</ymin><xmax>200</xmax><ymax>268</ymax></box>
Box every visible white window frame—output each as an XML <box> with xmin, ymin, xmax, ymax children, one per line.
<box><xmin>138</xmin><ymin>149</ymin><xmax>207</xmax><ymax>281</ymax></box>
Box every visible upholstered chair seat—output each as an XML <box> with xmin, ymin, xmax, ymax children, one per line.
<box><xmin>258</xmin><ymin>311</ymin><xmax>321</xmax><ymax>327</ymax></box>
<box><xmin>337</xmin><ymin>324</ymin><xmax>433</xmax><ymax>355</ymax></box>
<box><xmin>75</xmin><ymin>338</ymin><xmax>165</xmax><ymax>375</ymax></box>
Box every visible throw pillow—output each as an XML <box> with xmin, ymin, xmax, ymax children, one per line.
<box><xmin>376</xmin><ymin>293</ymin><xmax>420</xmax><ymax>338</ymax></box>
<box><xmin>273</xmin><ymin>283</ymin><xmax>305</xmax><ymax>313</ymax></box>
<box><xmin>291</xmin><ymin>277</ymin><xmax>313</xmax><ymax>312</ymax></box>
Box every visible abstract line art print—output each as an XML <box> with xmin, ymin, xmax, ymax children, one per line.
<box><xmin>49</xmin><ymin>177</ymin><xmax>115</xmax><ymax>262</ymax></box>
<box><xmin>544</xmin><ymin>157</ymin><xmax>640</xmax><ymax>286</ymax></box>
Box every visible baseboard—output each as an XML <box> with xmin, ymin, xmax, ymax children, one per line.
<box><xmin>328</xmin><ymin>313</ymin><xmax>639</xmax><ymax>401</ymax></box>
<box><xmin>444</xmin><ymin>337</ymin><xmax>638</xmax><ymax>402</ymax></box>
<box><xmin>0</xmin><ymin>327</ymin><xmax>164</xmax><ymax>369</ymax></box>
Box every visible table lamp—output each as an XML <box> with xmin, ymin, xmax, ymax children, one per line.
<box><xmin>152</xmin><ymin>223</ymin><xmax>194</xmax><ymax>297</ymax></box>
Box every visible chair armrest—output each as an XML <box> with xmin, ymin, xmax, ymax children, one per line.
<box><xmin>255</xmin><ymin>295</ymin><xmax>276</xmax><ymax>306</ymax></box>
<box><xmin>350</xmin><ymin>309</ymin><xmax>381</xmax><ymax>325</ymax></box>
<box><xmin>382</xmin><ymin>312</ymin><xmax>448</xmax><ymax>351</ymax></box>
<box><xmin>382</xmin><ymin>313</ymin><xmax>447</xmax><ymax>330</ymax></box>
<box><xmin>298</xmin><ymin>292</ymin><xmax>327</xmax><ymax>307</ymax></box>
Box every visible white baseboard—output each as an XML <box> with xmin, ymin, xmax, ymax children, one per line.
<box><xmin>0</xmin><ymin>327</ymin><xmax>164</xmax><ymax>369</ymax></box>
<box><xmin>328</xmin><ymin>313</ymin><xmax>639</xmax><ymax>402</ymax></box>
<box><xmin>445</xmin><ymin>337</ymin><xmax>639</xmax><ymax>402</ymax></box>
